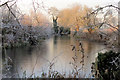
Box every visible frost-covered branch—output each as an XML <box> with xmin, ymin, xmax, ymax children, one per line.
<box><xmin>5</xmin><ymin>3</ymin><xmax>21</xmax><ymax>27</ymax></box>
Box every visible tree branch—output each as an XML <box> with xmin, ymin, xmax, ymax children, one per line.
<box><xmin>6</xmin><ymin>3</ymin><xmax>22</xmax><ymax>27</ymax></box>
<box><xmin>90</xmin><ymin>5</ymin><xmax>120</xmax><ymax>16</ymax></box>
<box><xmin>0</xmin><ymin>0</ymin><xmax>14</xmax><ymax>7</ymax></box>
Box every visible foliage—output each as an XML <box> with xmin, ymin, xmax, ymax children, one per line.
<box><xmin>58</xmin><ymin>4</ymin><xmax>93</xmax><ymax>31</ymax></box>
<box><xmin>21</xmin><ymin>10</ymin><xmax>50</xmax><ymax>27</ymax></box>
<box><xmin>92</xmin><ymin>51</ymin><xmax>120</xmax><ymax>80</ymax></box>
<box><xmin>53</xmin><ymin>26</ymin><xmax>59</xmax><ymax>34</ymax></box>
<box><xmin>62</xmin><ymin>27</ymin><xmax>71</xmax><ymax>34</ymax></box>
<box><xmin>2</xmin><ymin>25</ymin><xmax>52</xmax><ymax>48</ymax></box>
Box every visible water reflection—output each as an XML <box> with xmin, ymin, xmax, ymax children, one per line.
<box><xmin>3</xmin><ymin>36</ymin><xmax>107</xmax><ymax>78</ymax></box>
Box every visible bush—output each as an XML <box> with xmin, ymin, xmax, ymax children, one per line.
<box><xmin>92</xmin><ymin>51</ymin><xmax>120</xmax><ymax>80</ymax></box>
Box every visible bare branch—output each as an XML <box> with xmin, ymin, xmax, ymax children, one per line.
<box><xmin>6</xmin><ymin>3</ymin><xmax>22</xmax><ymax>27</ymax></box>
<box><xmin>0</xmin><ymin>0</ymin><xmax>14</xmax><ymax>7</ymax></box>
<box><xmin>90</xmin><ymin>5</ymin><xmax>120</xmax><ymax>16</ymax></box>
<box><xmin>0</xmin><ymin>2</ymin><xmax>8</xmax><ymax>7</ymax></box>
<box><xmin>10</xmin><ymin>0</ymin><xmax>17</xmax><ymax>7</ymax></box>
<box><xmin>32</xmin><ymin>0</ymin><xmax>41</xmax><ymax>25</ymax></box>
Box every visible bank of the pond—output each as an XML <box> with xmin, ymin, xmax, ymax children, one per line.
<box><xmin>2</xmin><ymin>37</ymin><xmax>49</xmax><ymax>49</ymax></box>
<box><xmin>74</xmin><ymin>33</ymin><xmax>120</xmax><ymax>49</ymax></box>
<box><xmin>2</xmin><ymin>25</ymin><xmax>53</xmax><ymax>49</ymax></box>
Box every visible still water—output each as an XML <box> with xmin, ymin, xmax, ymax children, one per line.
<box><xmin>3</xmin><ymin>36</ymin><xmax>107</xmax><ymax>78</ymax></box>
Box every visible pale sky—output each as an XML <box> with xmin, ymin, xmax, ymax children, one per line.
<box><xmin>17</xmin><ymin>0</ymin><xmax>120</xmax><ymax>10</ymax></box>
<box><xmin>1</xmin><ymin>0</ymin><xmax>120</xmax><ymax>14</ymax></box>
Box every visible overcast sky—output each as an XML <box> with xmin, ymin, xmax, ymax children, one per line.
<box><xmin>18</xmin><ymin>0</ymin><xmax>120</xmax><ymax>9</ymax></box>
<box><xmin>1</xmin><ymin>0</ymin><xmax>120</xmax><ymax>14</ymax></box>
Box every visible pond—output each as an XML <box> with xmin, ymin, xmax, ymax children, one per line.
<box><xmin>3</xmin><ymin>36</ymin><xmax>108</xmax><ymax>78</ymax></box>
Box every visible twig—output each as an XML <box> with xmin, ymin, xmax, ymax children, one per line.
<box><xmin>6</xmin><ymin>3</ymin><xmax>22</xmax><ymax>27</ymax></box>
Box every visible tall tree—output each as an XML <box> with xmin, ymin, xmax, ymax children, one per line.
<box><xmin>58</xmin><ymin>4</ymin><xmax>93</xmax><ymax>32</ymax></box>
<box><xmin>48</xmin><ymin>7</ymin><xmax>59</xmax><ymax>34</ymax></box>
